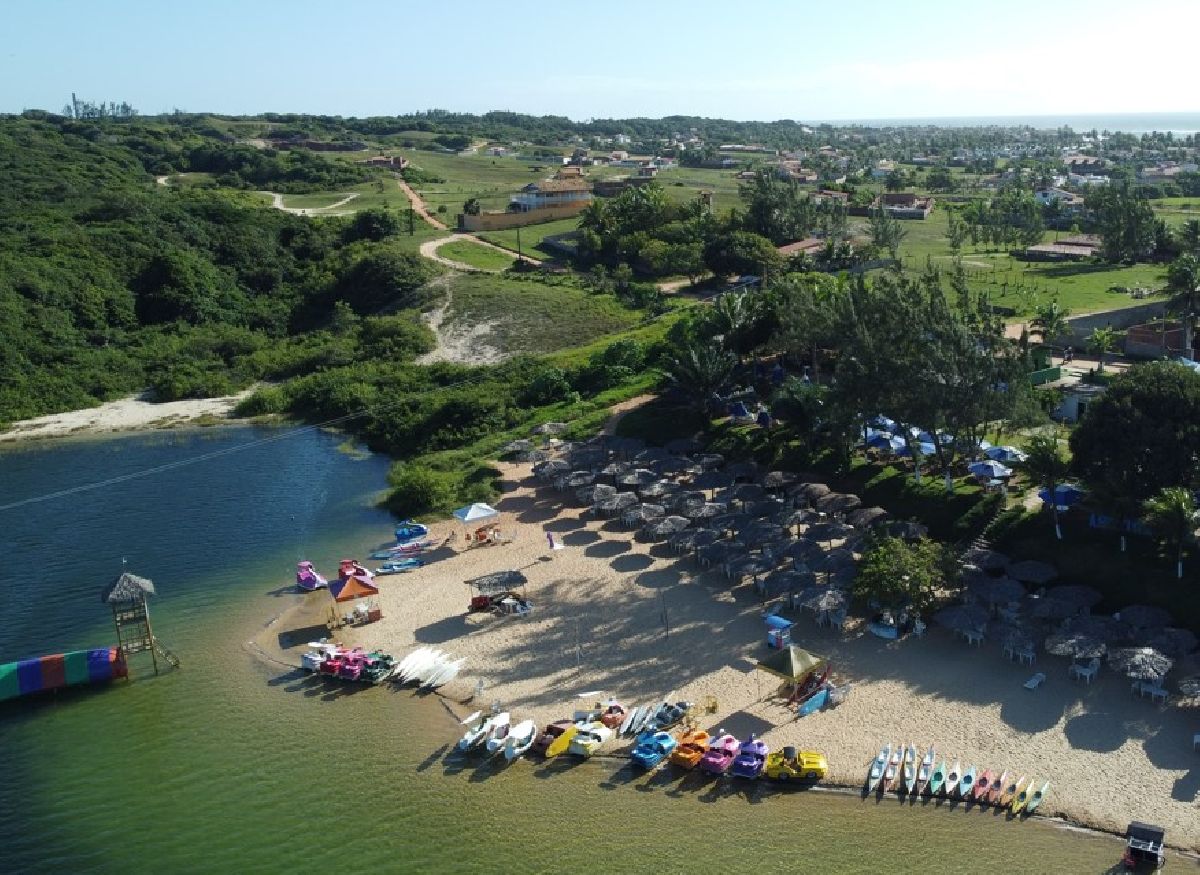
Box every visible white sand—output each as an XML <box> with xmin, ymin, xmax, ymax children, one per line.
<box><xmin>0</xmin><ymin>389</ymin><xmax>254</xmax><ymax>443</ymax></box>
<box><xmin>266</xmin><ymin>460</ymin><xmax>1200</xmax><ymax>850</ymax></box>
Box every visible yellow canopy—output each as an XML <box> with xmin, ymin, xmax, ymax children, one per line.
<box><xmin>755</xmin><ymin>645</ymin><xmax>826</xmax><ymax>682</ymax></box>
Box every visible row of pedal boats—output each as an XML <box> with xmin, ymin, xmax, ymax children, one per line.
<box><xmin>458</xmin><ymin>698</ymin><xmax>829</xmax><ymax>781</ymax></box>
<box><xmin>867</xmin><ymin>742</ymin><xmax>1051</xmax><ymax>814</ymax></box>
<box><xmin>300</xmin><ymin>643</ymin><xmax>463</xmax><ymax>689</ymax></box>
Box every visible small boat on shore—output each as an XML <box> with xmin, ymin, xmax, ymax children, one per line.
<box><xmin>1010</xmin><ymin>777</ymin><xmax>1033</xmax><ymax>813</ymax></box>
<box><xmin>543</xmin><ymin>723</ymin><xmax>579</xmax><ymax>758</ymax></box>
<box><xmin>698</xmin><ymin>734</ymin><xmax>739</xmax><ymax>776</ymax></box>
<box><xmin>503</xmin><ymin>720</ymin><xmax>538</xmax><ymax>762</ymax></box>
<box><xmin>959</xmin><ymin>765</ymin><xmax>977</xmax><ymax>798</ymax></box>
<box><xmin>988</xmin><ymin>770</ymin><xmax>1009</xmax><ymax>805</ymax></box>
<box><xmin>531</xmin><ymin>720</ymin><xmax>574</xmax><ymax>757</ymax></box>
<box><xmin>902</xmin><ymin>743</ymin><xmax>917</xmax><ymax>794</ymax></box>
<box><xmin>599</xmin><ymin>700</ymin><xmax>627</xmax><ymax>730</ymax></box>
<box><xmin>764</xmin><ymin>746</ymin><xmax>828</xmax><ymax>782</ymax></box>
<box><xmin>375</xmin><ymin>557</ymin><xmax>424</xmax><ymax>575</ymax></box>
<box><xmin>868</xmin><ymin>743</ymin><xmax>891</xmax><ymax>792</ymax></box>
<box><xmin>631</xmin><ymin>730</ymin><xmax>678</xmax><ymax>769</ymax></box>
<box><xmin>929</xmin><ymin>760</ymin><xmax>947</xmax><ymax>796</ymax></box>
<box><xmin>484</xmin><ymin>712</ymin><xmax>512</xmax><ymax>755</ymax></box>
<box><xmin>730</xmin><ymin>734</ymin><xmax>769</xmax><ymax>779</ymax></box>
<box><xmin>568</xmin><ymin>722</ymin><xmax>613</xmax><ymax>758</ymax></box>
<box><xmin>457</xmin><ymin>711</ymin><xmax>487</xmax><ymax>750</ymax></box>
<box><xmin>421</xmin><ymin>657</ymin><xmax>464</xmax><ymax>689</ymax></box>
<box><xmin>295</xmin><ymin>561</ymin><xmax>328</xmax><ymax>592</ymax></box>
<box><xmin>885</xmin><ymin>744</ymin><xmax>902</xmax><ymax>791</ymax></box>
<box><xmin>369</xmin><ymin>539</ymin><xmax>434</xmax><ymax>560</ymax></box>
<box><xmin>394</xmin><ymin>520</ymin><xmax>430</xmax><ymax>543</ymax></box>
<box><xmin>944</xmin><ymin>760</ymin><xmax>962</xmax><ymax>797</ymax></box>
<box><xmin>973</xmin><ymin>769</ymin><xmax>994</xmax><ymax>801</ymax></box>
<box><xmin>998</xmin><ymin>775</ymin><xmax>1023</xmax><ymax>808</ymax></box>
<box><xmin>669</xmin><ymin>728</ymin><xmax>710</xmax><ymax>770</ymax></box>
<box><xmin>916</xmin><ymin>746</ymin><xmax>935</xmax><ymax>795</ymax></box>
<box><xmin>650</xmin><ymin>701</ymin><xmax>693</xmax><ymax>731</ymax></box>
<box><xmin>1024</xmin><ymin>781</ymin><xmax>1050</xmax><ymax>814</ymax></box>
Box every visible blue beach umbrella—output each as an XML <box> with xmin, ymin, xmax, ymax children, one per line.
<box><xmin>1038</xmin><ymin>484</ymin><xmax>1086</xmax><ymax>508</ymax></box>
<box><xmin>896</xmin><ymin>441</ymin><xmax>937</xmax><ymax>458</ymax></box>
<box><xmin>986</xmin><ymin>445</ymin><xmax>1028</xmax><ymax>463</ymax></box>
<box><xmin>869</xmin><ymin>415</ymin><xmax>897</xmax><ymax>431</ymax></box>
<box><xmin>764</xmin><ymin>614</ymin><xmax>795</xmax><ymax>630</ymax></box>
<box><xmin>866</xmin><ymin>433</ymin><xmax>903</xmax><ymax>451</ymax></box>
<box><xmin>968</xmin><ymin>460</ymin><xmax>1012</xmax><ymax>479</ymax></box>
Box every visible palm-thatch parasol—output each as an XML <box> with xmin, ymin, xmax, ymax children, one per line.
<box><xmin>1058</xmin><ymin>613</ymin><xmax>1130</xmax><ymax>643</ymax></box>
<box><xmin>533</xmin><ymin>459</ymin><xmax>570</xmax><ymax>481</ymax></box>
<box><xmin>743</xmin><ymin>499</ymin><xmax>785</xmax><ymax>519</ymax></box>
<box><xmin>1107</xmin><ymin>646</ymin><xmax>1173</xmax><ymax>682</ymax></box>
<box><xmin>517</xmin><ymin>448</ymin><xmax>550</xmax><ymax>463</ymax></box>
<box><xmin>725</xmin><ymin>460</ymin><xmax>759</xmax><ymax>481</ymax></box>
<box><xmin>961</xmin><ymin>547</ymin><xmax>1009</xmax><ymax>572</ymax></box>
<box><xmin>793</xmin><ymin>482</ymin><xmax>831</xmax><ymax>504</ymax></box>
<box><xmin>600</xmin><ymin>460</ymin><xmax>633</xmax><ymax>477</ymax></box>
<box><xmin>594</xmin><ymin>491</ymin><xmax>638</xmax><ymax>515</ymax></box>
<box><xmin>669</xmin><ymin>490</ymin><xmax>708</xmax><ymax>511</ymax></box>
<box><xmin>694</xmin><ymin>453</ymin><xmax>725</xmax><ymax>471</ymax></box>
<box><xmin>617</xmin><ymin>468</ymin><xmax>658</xmax><ymax>488</ymax></box>
<box><xmin>1145</xmin><ymin>627</ymin><xmax>1198</xmax><ymax>658</ymax></box>
<box><xmin>567</xmin><ymin>446</ymin><xmax>606</xmax><ymax>468</ymax></box>
<box><xmin>815</xmin><ymin>492</ymin><xmax>863</xmax><ymax>515</ymax></box>
<box><xmin>697</xmin><ymin>541</ymin><xmax>744</xmax><ymax>567</ymax></box>
<box><xmin>966</xmin><ymin>575</ymin><xmax>1026</xmax><ymax>606</ymax></box>
<box><xmin>684</xmin><ymin>502</ymin><xmax>727</xmax><ymax>520</ymax></box>
<box><xmin>1031</xmin><ymin>597</ymin><xmax>1086</xmax><ymax>620</ymax></box>
<box><xmin>643</xmin><ymin>515</ymin><xmax>691</xmax><ymax>540</ymax></box>
<box><xmin>639</xmin><ymin>479</ymin><xmax>680</xmax><ymax>500</ymax></box>
<box><xmin>813</xmin><ymin>547</ymin><xmax>857</xmax><ymax>573</ymax></box>
<box><xmin>1044</xmin><ymin>584</ymin><xmax>1103</xmax><ymax>607</ymax></box>
<box><xmin>760</xmin><ymin>569</ymin><xmax>811</xmax><ymax>595</ymax></box>
<box><xmin>623</xmin><ymin>503</ymin><xmax>665</xmax><ymax>525</ymax></box>
<box><xmin>465</xmin><ymin>569</ymin><xmax>529</xmax><ymax>595</ymax></box>
<box><xmin>784</xmin><ymin>538</ymin><xmax>823</xmax><ymax>564</ymax></box>
<box><xmin>805</xmin><ymin>521</ymin><xmax>856</xmax><ymax>544</ymax></box>
<box><xmin>934</xmin><ymin>604</ymin><xmax>989</xmax><ymax>634</ymax></box>
<box><xmin>775</xmin><ymin>507</ymin><xmax>810</xmax><ymax>527</ymax></box>
<box><xmin>726</xmin><ymin>554</ymin><xmax>776</xmax><ymax>581</ymax></box>
<box><xmin>632</xmin><ymin>447</ymin><xmax>671</xmax><ymax>465</ymax></box>
<box><xmin>535</xmin><ymin>421</ymin><xmax>570</xmax><ymax>435</ymax></box>
<box><xmin>564</xmin><ymin>470</ymin><xmax>597</xmax><ymax>489</ymax></box>
<box><xmin>653</xmin><ymin>456</ymin><xmax>696</xmax><ymax>476</ymax></box>
<box><xmin>691</xmin><ymin>470</ymin><xmax>733</xmax><ymax>492</ymax></box>
<box><xmin>761</xmin><ymin>470</ymin><xmax>797</xmax><ymax>490</ymax></box>
<box><xmin>710</xmin><ymin>512</ymin><xmax>751</xmax><ymax>534</ymax></box>
<box><xmin>665</xmin><ymin>437</ymin><xmax>703</xmax><ymax>455</ymax></box>
<box><xmin>989</xmin><ymin>619</ymin><xmax>1035</xmax><ymax>650</ymax></box>
<box><xmin>1117</xmin><ymin>604</ymin><xmax>1174</xmax><ymax>630</ymax></box>
<box><xmin>847</xmin><ymin>506</ymin><xmax>889</xmax><ymax>529</ymax></box>
<box><xmin>741</xmin><ymin>522</ymin><xmax>787</xmax><ymax>546</ymax></box>
<box><xmin>669</xmin><ymin>527</ymin><xmax>719</xmax><ymax>552</ymax></box>
<box><xmin>1177</xmin><ymin>674</ymin><xmax>1200</xmax><ymax>697</ymax></box>
<box><xmin>1044</xmin><ymin>632</ymin><xmax>1107</xmax><ymax>659</ymax></box>
<box><xmin>101</xmin><ymin>571</ymin><xmax>156</xmax><ymax>604</ymax></box>
<box><xmin>729</xmin><ymin>482</ymin><xmax>767</xmax><ymax>504</ymax></box>
<box><xmin>1006</xmin><ymin>559</ymin><xmax>1058</xmax><ymax>585</ymax></box>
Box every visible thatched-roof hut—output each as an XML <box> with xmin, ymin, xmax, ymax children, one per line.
<box><xmin>101</xmin><ymin>572</ymin><xmax>155</xmax><ymax>604</ymax></box>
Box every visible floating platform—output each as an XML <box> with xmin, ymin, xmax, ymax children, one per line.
<box><xmin>0</xmin><ymin>648</ymin><xmax>128</xmax><ymax>702</ymax></box>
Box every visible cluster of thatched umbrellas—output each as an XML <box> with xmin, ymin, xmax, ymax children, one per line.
<box><xmin>529</xmin><ymin>434</ymin><xmax>905</xmax><ymax>619</ymax></box>
<box><xmin>935</xmin><ymin>548</ymin><xmax>1198</xmax><ymax>695</ymax></box>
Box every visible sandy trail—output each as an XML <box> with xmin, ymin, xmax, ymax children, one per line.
<box><xmin>395</xmin><ymin>177</ymin><xmax>447</xmax><ymax>230</ymax></box>
<box><xmin>265</xmin><ymin>191</ymin><xmax>360</xmax><ymax>216</ymax></box>
<box><xmin>414</xmin><ymin>275</ymin><xmax>504</xmax><ymax>365</ymax></box>
<box><xmin>262</xmin><ymin>459</ymin><xmax>1200</xmax><ymax>850</ymax></box>
<box><xmin>0</xmin><ymin>388</ymin><xmax>256</xmax><ymax>443</ymax></box>
<box><xmin>419</xmin><ymin>233</ymin><xmax>541</xmax><ymax>272</ymax></box>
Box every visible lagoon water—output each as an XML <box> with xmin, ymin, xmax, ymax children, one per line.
<box><xmin>0</xmin><ymin>429</ymin><xmax>1129</xmax><ymax>873</ymax></box>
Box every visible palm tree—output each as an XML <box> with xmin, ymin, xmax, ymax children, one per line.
<box><xmin>1023</xmin><ymin>433</ymin><xmax>1071</xmax><ymax>540</ymax></box>
<box><xmin>705</xmin><ymin>291</ymin><xmax>760</xmax><ymax>361</ymax></box>
<box><xmin>662</xmin><ymin>341</ymin><xmax>737</xmax><ymax>414</ymax></box>
<box><xmin>1087</xmin><ymin>326</ymin><xmax>1117</xmax><ymax>372</ymax></box>
<box><xmin>1166</xmin><ymin>254</ymin><xmax>1200</xmax><ymax>359</ymax></box>
<box><xmin>1143</xmin><ymin>486</ymin><xmax>1198</xmax><ymax>579</ymax></box>
<box><xmin>1030</xmin><ymin>300</ymin><xmax>1071</xmax><ymax>347</ymax></box>
<box><xmin>1178</xmin><ymin>218</ymin><xmax>1200</xmax><ymax>255</ymax></box>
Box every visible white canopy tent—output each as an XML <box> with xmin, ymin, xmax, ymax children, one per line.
<box><xmin>453</xmin><ymin>503</ymin><xmax>500</xmax><ymax>524</ymax></box>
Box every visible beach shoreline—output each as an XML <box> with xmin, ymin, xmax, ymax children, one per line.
<box><xmin>0</xmin><ymin>389</ymin><xmax>258</xmax><ymax>444</ymax></box>
<box><xmin>254</xmin><ymin>460</ymin><xmax>1200</xmax><ymax>853</ymax></box>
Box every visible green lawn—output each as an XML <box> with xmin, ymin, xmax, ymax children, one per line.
<box><xmin>434</xmin><ymin>272</ymin><xmax>644</xmax><ymax>355</ymax></box>
<box><xmin>436</xmin><ymin>239</ymin><xmax>516</xmax><ymax>271</ymax></box>
<box><xmin>476</xmin><ymin>218</ymin><xmax>581</xmax><ymax>255</ymax></box>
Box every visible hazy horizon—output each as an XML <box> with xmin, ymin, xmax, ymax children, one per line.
<box><xmin>5</xmin><ymin>0</ymin><xmax>1198</xmax><ymax>123</ymax></box>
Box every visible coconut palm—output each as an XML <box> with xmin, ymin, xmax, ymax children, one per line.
<box><xmin>1142</xmin><ymin>486</ymin><xmax>1198</xmax><ymax>579</ymax></box>
<box><xmin>1087</xmin><ymin>326</ymin><xmax>1117</xmax><ymax>372</ymax></box>
<box><xmin>1031</xmin><ymin>300</ymin><xmax>1071</xmax><ymax>346</ymax></box>
<box><xmin>704</xmin><ymin>290</ymin><xmax>760</xmax><ymax>361</ymax></box>
<box><xmin>663</xmin><ymin>341</ymin><xmax>737</xmax><ymax>414</ymax></box>
<box><xmin>1166</xmin><ymin>253</ymin><xmax>1200</xmax><ymax>359</ymax></box>
<box><xmin>1024</xmin><ymin>433</ymin><xmax>1071</xmax><ymax>540</ymax></box>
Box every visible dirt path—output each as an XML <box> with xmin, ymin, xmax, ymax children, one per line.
<box><xmin>155</xmin><ymin>175</ymin><xmax>170</xmax><ymax>186</ymax></box>
<box><xmin>601</xmin><ymin>393</ymin><xmax>657</xmax><ymax>435</ymax></box>
<box><xmin>419</xmin><ymin>233</ymin><xmax>543</xmax><ymax>272</ymax></box>
<box><xmin>395</xmin><ymin>177</ymin><xmax>447</xmax><ymax>230</ymax></box>
<box><xmin>265</xmin><ymin>191</ymin><xmax>360</xmax><ymax>216</ymax></box>
<box><xmin>414</xmin><ymin>275</ymin><xmax>504</xmax><ymax>365</ymax></box>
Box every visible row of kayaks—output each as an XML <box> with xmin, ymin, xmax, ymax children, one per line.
<box><xmin>867</xmin><ymin>742</ymin><xmax>1051</xmax><ymax>814</ymax></box>
<box><xmin>300</xmin><ymin>643</ymin><xmax>463</xmax><ymax>689</ymax></box>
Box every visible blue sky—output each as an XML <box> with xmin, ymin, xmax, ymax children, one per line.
<box><xmin>2</xmin><ymin>0</ymin><xmax>1197</xmax><ymax>121</ymax></box>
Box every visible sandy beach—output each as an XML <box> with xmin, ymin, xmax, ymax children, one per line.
<box><xmin>0</xmin><ymin>389</ymin><xmax>254</xmax><ymax>443</ymax></box>
<box><xmin>262</xmin><ymin>460</ymin><xmax>1200</xmax><ymax>851</ymax></box>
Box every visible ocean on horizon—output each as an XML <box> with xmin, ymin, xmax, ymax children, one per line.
<box><xmin>811</xmin><ymin>111</ymin><xmax>1200</xmax><ymax>135</ymax></box>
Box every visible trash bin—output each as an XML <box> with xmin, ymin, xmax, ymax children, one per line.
<box><xmin>767</xmin><ymin>628</ymin><xmax>792</xmax><ymax>649</ymax></box>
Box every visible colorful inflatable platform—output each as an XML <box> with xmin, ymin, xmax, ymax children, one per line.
<box><xmin>0</xmin><ymin>648</ymin><xmax>128</xmax><ymax>702</ymax></box>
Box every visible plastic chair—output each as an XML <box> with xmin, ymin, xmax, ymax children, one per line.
<box><xmin>1193</xmin><ymin>733</ymin><xmax>1200</xmax><ymax>751</ymax></box>
<box><xmin>1023</xmin><ymin>672</ymin><xmax>1046</xmax><ymax>690</ymax></box>
<box><xmin>1016</xmin><ymin>648</ymin><xmax>1036</xmax><ymax>666</ymax></box>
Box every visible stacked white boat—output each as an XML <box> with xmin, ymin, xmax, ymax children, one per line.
<box><xmin>457</xmin><ymin>711</ymin><xmax>538</xmax><ymax>762</ymax></box>
<box><xmin>392</xmin><ymin>647</ymin><xmax>465</xmax><ymax>689</ymax></box>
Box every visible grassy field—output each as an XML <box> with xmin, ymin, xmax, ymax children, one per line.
<box><xmin>894</xmin><ymin>206</ymin><xmax>1168</xmax><ymax>316</ymax></box>
<box><xmin>436</xmin><ymin>239</ymin><xmax>516</xmax><ymax>271</ymax></box>
<box><xmin>437</xmin><ymin>272</ymin><xmax>644</xmax><ymax>355</ymax></box>
<box><xmin>1151</xmin><ymin>197</ymin><xmax>1200</xmax><ymax>227</ymax></box>
<box><xmin>475</xmin><ymin>218</ymin><xmax>581</xmax><ymax>255</ymax></box>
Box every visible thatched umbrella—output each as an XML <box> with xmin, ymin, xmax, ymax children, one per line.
<box><xmin>761</xmin><ymin>569</ymin><xmax>811</xmax><ymax>595</ymax></box>
<box><xmin>1177</xmin><ymin>674</ymin><xmax>1200</xmax><ymax>697</ymax></box>
<box><xmin>816</xmin><ymin>492</ymin><xmax>863</xmax><ymax>515</ymax></box>
<box><xmin>1107</xmin><ymin>646</ymin><xmax>1173</xmax><ymax>682</ymax></box>
<box><xmin>639</xmin><ymin>479</ymin><xmax>680</xmax><ymax>501</ymax></box>
<box><xmin>794</xmin><ymin>482</ymin><xmax>832</xmax><ymax>504</ymax></box>
<box><xmin>533</xmin><ymin>459</ymin><xmax>570</xmax><ymax>481</ymax></box>
<box><xmin>775</xmin><ymin>508</ymin><xmax>810</xmax><ymax>527</ymax></box>
<box><xmin>725</xmin><ymin>460</ymin><xmax>759</xmax><ymax>481</ymax></box>
<box><xmin>989</xmin><ymin>619</ymin><xmax>1035</xmax><ymax>650</ymax></box>
<box><xmin>600</xmin><ymin>460</ymin><xmax>633</xmax><ymax>477</ymax></box>
<box><xmin>643</xmin><ymin>515</ymin><xmax>690</xmax><ymax>540</ymax></box>
<box><xmin>517</xmin><ymin>448</ymin><xmax>549</xmax><ymax>463</ymax></box>
<box><xmin>726</xmin><ymin>554</ymin><xmax>776</xmax><ymax>581</ymax></box>
<box><xmin>694</xmin><ymin>453</ymin><xmax>725</xmax><ymax>471</ymax></box>
<box><xmin>102</xmin><ymin>571</ymin><xmax>156</xmax><ymax>603</ymax></box>
<box><xmin>564</xmin><ymin>471</ymin><xmax>597</xmax><ymax>489</ymax></box>
<box><xmin>743</xmin><ymin>499</ymin><xmax>785</xmax><ymax>519</ymax></box>
<box><xmin>617</xmin><ymin>468</ymin><xmax>658</xmax><ymax>488</ymax></box>
<box><xmin>594</xmin><ymin>491</ymin><xmax>638</xmax><ymax>516</ymax></box>
<box><xmin>684</xmin><ymin>502</ymin><xmax>727</xmax><ymax>520</ymax></box>
<box><xmin>502</xmin><ymin>438</ymin><xmax>533</xmax><ymax>455</ymax></box>
<box><xmin>761</xmin><ymin>470</ymin><xmax>797</xmax><ymax>491</ymax></box>
<box><xmin>729</xmin><ymin>482</ymin><xmax>767</xmax><ymax>504</ymax></box>
<box><xmin>697</xmin><ymin>541</ymin><xmax>744</xmax><ymax>567</ymax></box>
<box><xmin>669</xmin><ymin>527</ymin><xmax>719</xmax><ymax>553</ymax></box>
<box><xmin>710</xmin><ymin>512</ymin><xmax>751</xmax><ymax>534</ymax></box>
<box><xmin>577</xmin><ymin>483</ymin><xmax>615</xmax><ymax>505</ymax></box>
<box><xmin>665</xmin><ymin>437</ymin><xmax>703</xmax><ymax>455</ymax></box>
<box><xmin>813</xmin><ymin>547</ymin><xmax>857</xmax><ymax>574</ymax></box>
<box><xmin>934</xmin><ymin>604</ymin><xmax>989</xmax><ymax>634</ymax></box>
<box><xmin>1007</xmin><ymin>560</ymin><xmax>1058</xmax><ymax>585</ymax></box>
<box><xmin>847</xmin><ymin>506</ymin><xmax>889</xmax><ymax>529</ymax></box>
<box><xmin>961</xmin><ymin>547</ymin><xmax>1009</xmax><ymax>572</ymax></box>
<box><xmin>691</xmin><ymin>470</ymin><xmax>733</xmax><ymax>492</ymax></box>
<box><xmin>966</xmin><ymin>575</ymin><xmax>1026</xmax><ymax>606</ymax></box>
<box><xmin>654</xmin><ymin>456</ymin><xmax>696</xmax><ymax>476</ymax></box>
<box><xmin>1044</xmin><ymin>632</ymin><xmax>1107</xmax><ymax>659</ymax></box>
<box><xmin>806</xmin><ymin>521</ymin><xmax>856</xmax><ymax>544</ymax></box>
<box><xmin>669</xmin><ymin>490</ymin><xmax>708</xmax><ymax>510</ymax></box>
<box><xmin>1044</xmin><ymin>584</ymin><xmax>1102</xmax><ymax>608</ymax></box>
<box><xmin>623</xmin><ymin>503</ymin><xmax>665</xmax><ymax>526</ymax></box>
<box><xmin>1058</xmin><ymin>613</ymin><xmax>1130</xmax><ymax>643</ymax></box>
<box><xmin>1032</xmin><ymin>597</ymin><xmax>1087</xmax><ymax>620</ymax></box>
<box><xmin>741</xmin><ymin>522</ymin><xmax>787</xmax><ymax>546</ymax></box>
<box><xmin>465</xmin><ymin>569</ymin><xmax>529</xmax><ymax>593</ymax></box>
<box><xmin>799</xmin><ymin>588</ymin><xmax>848</xmax><ymax>614</ymax></box>
<box><xmin>567</xmin><ymin>447</ymin><xmax>607</xmax><ymax>468</ymax></box>
<box><xmin>634</xmin><ymin>447</ymin><xmax>673</xmax><ymax>466</ymax></box>
<box><xmin>1146</xmin><ymin>627</ymin><xmax>1198</xmax><ymax>659</ymax></box>
<box><xmin>784</xmin><ymin>539</ymin><xmax>823</xmax><ymax>564</ymax></box>
<box><xmin>1118</xmin><ymin>605</ymin><xmax>1174</xmax><ymax>630</ymax></box>
<box><xmin>534</xmin><ymin>421</ymin><xmax>569</xmax><ymax>435</ymax></box>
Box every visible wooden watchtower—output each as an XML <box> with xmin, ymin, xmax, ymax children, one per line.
<box><xmin>100</xmin><ymin>571</ymin><xmax>180</xmax><ymax>675</ymax></box>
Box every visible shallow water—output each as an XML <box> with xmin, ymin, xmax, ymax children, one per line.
<box><xmin>0</xmin><ymin>430</ymin><xmax>1134</xmax><ymax>873</ymax></box>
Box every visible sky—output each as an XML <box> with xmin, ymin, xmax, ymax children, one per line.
<box><xmin>2</xmin><ymin>0</ymin><xmax>1198</xmax><ymax>122</ymax></box>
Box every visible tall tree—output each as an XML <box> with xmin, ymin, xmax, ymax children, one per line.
<box><xmin>867</xmin><ymin>206</ymin><xmax>908</xmax><ymax>261</ymax></box>
<box><xmin>1142</xmin><ymin>487</ymin><xmax>1197</xmax><ymax>579</ymax></box>
<box><xmin>1166</xmin><ymin>253</ymin><xmax>1200</xmax><ymax>358</ymax></box>
<box><xmin>1031</xmin><ymin>300</ymin><xmax>1071</xmax><ymax>345</ymax></box>
<box><xmin>661</xmin><ymin>341</ymin><xmax>737</xmax><ymax>413</ymax></box>
<box><xmin>1087</xmin><ymin>181</ymin><xmax>1159</xmax><ymax>263</ymax></box>
<box><xmin>1087</xmin><ymin>326</ymin><xmax>1117</xmax><ymax>372</ymax></box>
<box><xmin>1024</xmin><ymin>433</ymin><xmax>1072</xmax><ymax>540</ymax></box>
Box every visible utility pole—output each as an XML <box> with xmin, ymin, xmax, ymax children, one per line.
<box><xmin>71</xmin><ymin>92</ymin><xmax>79</xmax><ymax>119</ymax></box>
<box><xmin>516</xmin><ymin>226</ymin><xmax>523</xmax><ymax>264</ymax></box>
<box><xmin>408</xmin><ymin>207</ymin><xmax>415</xmax><ymax>236</ymax></box>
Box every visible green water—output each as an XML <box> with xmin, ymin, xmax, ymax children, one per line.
<box><xmin>0</xmin><ymin>429</ymin><xmax>1130</xmax><ymax>873</ymax></box>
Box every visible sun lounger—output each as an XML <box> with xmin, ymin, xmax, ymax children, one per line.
<box><xmin>1023</xmin><ymin>672</ymin><xmax>1046</xmax><ymax>690</ymax></box>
